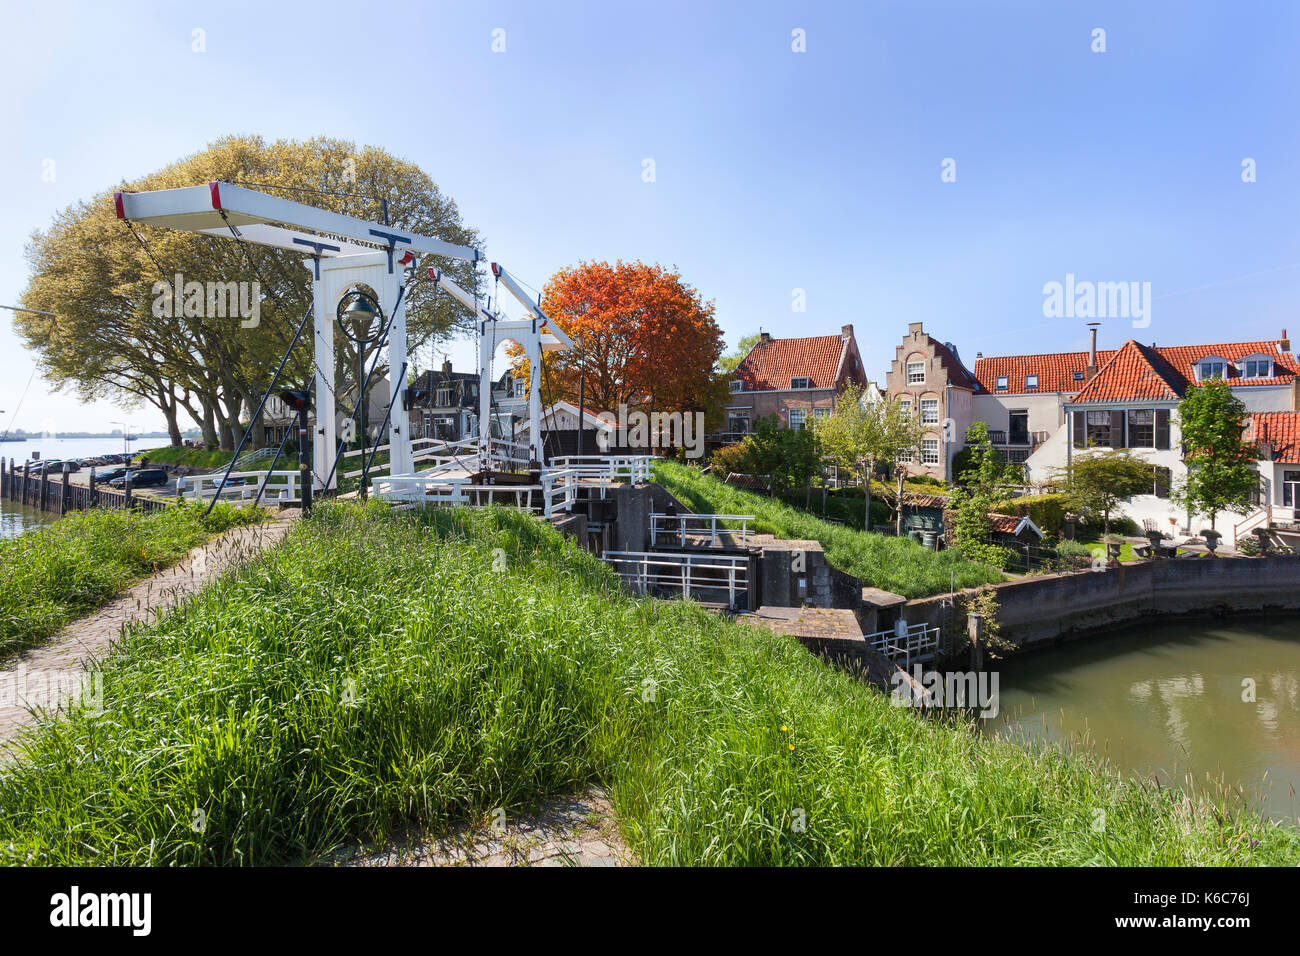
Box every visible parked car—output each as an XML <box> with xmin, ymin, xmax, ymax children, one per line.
<box><xmin>107</xmin><ymin>468</ymin><xmax>168</xmax><ymax>489</ymax></box>
<box><xmin>96</xmin><ymin>467</ymin><xmax>129</xmax><ymax>484</ymax></box>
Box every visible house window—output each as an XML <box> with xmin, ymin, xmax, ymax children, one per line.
<box><xmin>995</xmin><ymin>376</ymin><xmax>1009</xmax><ymax>392</ymax></box>
<box><xmin>436</xmin><ymin>388</ymin><xmax>452</xmax><ymax>407</ymax></box>
<box><xmin>790</xmin><ymin>376</ymin><xmax>811</xmax><ymax>389</ymax></box>
<box><xmin>729</xmin><ymin>379</ymin><xmax>744</xmax><ymax>393</ymax></box>
<box><xmin>1025</xmin><ymin>374</ymin><xmax>1039</xmax><ymax>389</ymax></box>
<box><xmin>1127</xmin><ymin>409</ymin><xmax>1155</xmax><ymax>447</ymax></box>
<box><xmin>1284</xmin><ymin>471</ymin><xmax>1300</xmax><ymax>507</ymax></box>
<box><xmin>897</xmin><ymin>446</ymin><xmax>914</xmax><ymax>464</ymax></box>
<box><xmin>1199</xmin><ymin>361</ymin><xmax>1226</xmax><ymax>380</ymax></box>
<box><xmin>1086</xmin><ymin>409</ymin><xmax>1114</xmax><ymax>447</ymax></box>
<box><xmin>813</xmin><ymin>407</ymin><xmax>830</xmax><ymax>421</ymax></box>
<box><xmin>922</xmin><ymin>439</ymin><xmax>940</xmax><ymax>465</ymax></box>
<box><xmin>728</xmin><ymin>415</ymin><xmax>750</xmax><ymax>434</ymax></box>
<box><xmin>920</xmin><ymin>398</ymin><xmax>939</xmax><ymax>424</ymax></box>
<box><xmin>1073</xmin><ymin>370</ymin><xmax>1085</xmax><ymax>382</ymax></box>
<box><xmin>1153</xmin><ymin>465</ymin><xmax>1172</xmax><ymax>499</ymax></box>
<box><xmin>907</xmin><ymin>361</ymin><xmax>925</xmax><ymax>384</ymax></box>
<box><xmin>1243</xmin><ymin>358</ymin><xmax>1272</xmax><ymax>379</ymax></box>
<box><xmin>898</xmin><ymin>399</ymin><xmax>912</xmax><ymax>419</ymax></box>
<box><xmin>788</xmin><ymin>408</ymin><xmax>806</xmax><ymax>430</ymax></box>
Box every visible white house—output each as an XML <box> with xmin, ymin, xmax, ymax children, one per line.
<box><xmin>969</xmin><ymin>329</ymin><xmax>1300</xmax><ymax>544</ymax></box>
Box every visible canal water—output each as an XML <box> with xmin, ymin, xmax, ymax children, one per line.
<box><xmin>1</xmin><ymin>438</ymin><xmax>152</xmax><ymax>539</ymax></box>
<box><xmin>986</xmin><ymin>617</ymin><xmax>1300</xmax><ymax>823</ymax></box>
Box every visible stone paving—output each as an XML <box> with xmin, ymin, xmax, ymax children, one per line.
<box><xmin>0</xmin><ymin>511</ymin><xmax>296</xmax><ymax>752</ymax></box>
<box><xmin>330</xmin><ymin>790</ymin><xmax>631</xmax><ymax>867</ymax></box>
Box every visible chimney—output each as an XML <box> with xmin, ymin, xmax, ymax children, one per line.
<box><xmin>1086</xmin><ymin>322</ymin><xmax>1100</xmax><ymax>380</ymax></box>
<box><xmin>976</xmin><ymin>351</ymin><xmax>983</xmax><ymax>359</ymax></box>
<box><xmin>1282</xmin><ymin>328</ymin><xmax>1291</xmax><ymax>352</ymax></box>
<box><xmin>759</xmin><ymin>331</ymin><xmax>772</xmax><ymax>343</ymax></box>
<box><xmin>841</xmin><ymin>323</ymin><xmax>853</xmax><ymax>340</ymax></box>
<box><xmin>441</xmin><ymin>358</ymin><xmax>452</xmax><ymax>378</ymax></box>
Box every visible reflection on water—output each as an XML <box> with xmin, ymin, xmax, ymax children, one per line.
<box><xmin>0</xmin><ymin>497</ymin><xmax>52</xmax><ymax>539</ymax></box>
<box><xmin>985</xmin><ymin>617</ymin><xmax>1300</xmax><ymax>823</ymax></box>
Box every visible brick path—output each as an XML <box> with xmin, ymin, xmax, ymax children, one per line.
<box><xmin>329</xmin><ymin>790</ymin><xmax>630</xmax><ymax>867</ymax></box>
<box><xmin>0</xmin><ymin>512</ymin><xmax>296</xmax><ymax>753</ymax></box>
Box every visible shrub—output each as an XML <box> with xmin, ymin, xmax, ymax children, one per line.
<box><xmin>992</xmin><ymin>492</ymin><xmax>1071</xmax><ymax>536</ymax></box>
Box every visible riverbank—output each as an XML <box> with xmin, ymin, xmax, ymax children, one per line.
<box><xmin>0</xmin><ymin>502</ymin><xmax>1293</xmax><ymax>865</ymax></box>
<box><xmin>905</xmin><ymin>554</ymin><xmax>1300</xmax><ymax>653</ymax></box>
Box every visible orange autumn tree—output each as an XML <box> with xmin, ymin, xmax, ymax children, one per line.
<box><xmin>513</xmin><ymin>260</ymin><xmax>723</xmax><ymax>415</ymax></box>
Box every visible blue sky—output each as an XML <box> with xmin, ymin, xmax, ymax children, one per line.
<box><xmin>3</xmin><ymin>0</ymin><xmax>1299</xmax><ymax>433</ymax></box>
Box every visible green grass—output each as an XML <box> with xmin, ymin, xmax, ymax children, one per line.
<box><xmin>657</xmin><ymin>461</ymin><xmax>1002</xmax><ymax>598</ymax></box>
<box><xmin>0</xmin><ymin>502</ymin><xmax>267</xmax><ymax>655</ymax></box>
<box><xmin>0</xmin><ymin>501</ymin><xmax>1292</xmax><ymax>866</ymax></box>
<box><xmin>138</xmin><ymin>446</ymin><xmax>235</xmax><ymax>469</ymax></box>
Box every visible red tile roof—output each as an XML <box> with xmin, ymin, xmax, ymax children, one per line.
<box><xmin>973</xmin><ymin>338</ymin><xmax>1296</xmax><ymax>396</ymax></box>
<box><xmin>1252</xmin><ymin>412</ymin><xmax>1300</xmax><ymax>464</ymax></box>
<box><xmin>1071</xmin><ymin>340</ymin><xmax>1188</xmax><ymax>404</ymax></box>
<box><xmin>735</xmin><ymin>333</ymin><xmax>849</xmax><ymax>391</ymax></box>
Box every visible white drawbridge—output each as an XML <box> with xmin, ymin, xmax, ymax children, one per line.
<box><xmin>114</xmin><ymin>180</ymin><xmax>609</xmax><ymax>507</ymax></box>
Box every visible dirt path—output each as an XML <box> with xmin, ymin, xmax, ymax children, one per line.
<box><xmin>0</xmin><ymin>511</ymin><xmax>296</xmax><ymax>753</ymax></box>
<box><xmin>330</xmin><ymin>790</ymin><xmax>631</xmax><ymax>867</ymax></box>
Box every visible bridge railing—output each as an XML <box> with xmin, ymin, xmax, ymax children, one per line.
<box><xmin>601</xmin><ymin>550</ymin><xmax>748</xmax><ymax>609</ymax></box>
<box><xmin>179</xmin><ymin>470</ymin><xmax>301</xmax><ymax>503</ymax></box>
<box><xmin>649</xmin><ymin>512</ymin><xmax>753</xmax><ymax>548</ymax></box>
<box><xmin>551</xmin><ymin>455</ymin><xmax>654</xmax><ymax>483</ymax></box>
<box><xmin>865</xmin><ymin>620</ymin><xmax>939</xmax><ymax>666</ymax></box>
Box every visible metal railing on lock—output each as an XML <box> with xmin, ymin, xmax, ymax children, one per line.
<box><xmin>601</xmin><ymin>550</ymin><xmax>749</xmax><ymax>609</ymax></box>
<box><xmin>865</xmin><ymin>620</ymin><xmax>940</xmax><ymax>666</ymax></box>
<box><xmin>648</xmin><ymin>512</ymin><xmax>753</xmax><ymax>547</ymax></box>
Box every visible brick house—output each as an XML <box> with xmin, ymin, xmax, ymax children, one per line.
<box><xmin>726</xmin><ymin>324</ymin><xmax>868</xmax><ymax>434</ymax></box>
<box><xmin>885</xmin><ymin>322</ymin><xmax>981</xmax><ymax>481</ymax></box>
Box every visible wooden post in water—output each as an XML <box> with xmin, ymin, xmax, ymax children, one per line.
<box><xmin>968</xmin><ymin>612</ymin><xmax>985</xmax><ymax>672</ymax></box>
<box><xmin>21</xmin><ymin>460</ymin><xmax>30</xmax><ymax>506</ymax></box>
<box><xmin>39</xmin><ymin>464</ymin><xmax>49</xmax><ymax>512</ymax></box>
<box><xmin>1</xmin><ymin>457</ymin><xmax>6</xmax><ymax>500</ymax></box>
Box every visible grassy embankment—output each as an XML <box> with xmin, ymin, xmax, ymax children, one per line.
<box><xmin>138</xmin><ymin>446</ymin><xmax>235</xmax><ymax>469</ymax></box>
<box><xmin>656</xmin><ymin>461</ymin><xmax>1000</xmax><ymax>598</ymax></box>
<box><xmin>0</xmin><ymin>501</ymin><xmax>1292</xmax><ymax>866</ymax></box>
<box><xmin>0</xmin><ymin>503</ymin><xmax>266</xmax><ymax>656</ymax></box>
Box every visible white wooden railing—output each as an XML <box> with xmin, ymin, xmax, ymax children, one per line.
<box><xmin>179</xmin><ymin>470</ymin><xmax>301</xmax><ymax>503</ymax></box>
<box><xmin>601</xmin><ymin>550</ymin><xmax>749</xmax><ymax>609</ymax></box>
<box><xmin>551</xmin><ymin>455</ymin><xmax>653</xmax><ymax>483</ymax></box>
<box><xmin>649</xmin><ymin>512</ymin><xmax>753</xmax><ymax>547</ymax></box>
<box><xmin>866</xmin><ymin>620</ymin><xmax>940</xmax><ymax>666</ymax></box>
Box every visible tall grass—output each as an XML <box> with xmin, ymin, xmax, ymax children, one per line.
<box><xmin>0</xmin><ymin>501</ymin><xmax>1292</xmax><ymax>865</ymax></box>
<box><xmin>655</xmin><ymin>460</ymin><xmax>1002</xmax><ymax>598</ymax></box>
<box><xmin>0</xmin><ymin>502</ymin><xmax>266</xmax><ymax>654</ymax></box>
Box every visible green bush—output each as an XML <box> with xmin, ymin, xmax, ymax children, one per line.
<box><xmin>0</xmin><ymin>501</ymin><xmax>1292</xmax><ymax>866</ymax></box>
<box><xmin>993</xmin><ymin>492</ymin><xmax>1071</xmax><ymax>536</ymax></box>
<box><xmin>655</xmin><ymin>461</ymin><xmax>1002</xmax><ymax>598</ymax></box>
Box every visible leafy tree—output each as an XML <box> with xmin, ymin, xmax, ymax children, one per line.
<box><xmin>947</xmin><ymin>422</ymin><xmax>1019</xmax><ymax>567</ymax></box>
<box><xmin>707</xmin><ymin>415</ymin><xmax>819</xmax><ymax>496</ymax></box>
<box><xmin>1173</xmin><ymin>381</ymin><xmax>1259</xmax><ymax>530</ymax></box>
<box><xmin>16</xmin><ymin>135</ymin><xmax>480</xmax><ymax>448</ymax></box>
<box><xmin>718</xmin><ymin>332</ymin><xmax>762</xmax><ymax>375</ymax></box>
<box><xmin>521</xmin><ymin>260</ymin><xmax>724</xmax><ymax>417</ymax></box>
<box><xmin>814</xmin><ymin>384</ymin><xmax>925</xmax><ymax>531</ymax></box>
<box><xmin>1054</xmin><ymin>449</ymin><xmax>1155</xmax><ymax>535</ymax></box>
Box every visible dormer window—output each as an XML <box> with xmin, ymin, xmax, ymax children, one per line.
<box><xmin>1198</xmin><ymin>360</ymin><xmax>1226</xmax><ymax>380</ymax></box>
<box><xmin>1073</xmin><ymin>371</ymin><xmax>1085</xmax><ymax>382</ymax></box>
<box><xmin>729</xmin><ymin>379</ymin><xmax>744</xmax><ymax>393</ymax></box>
<box><xmin>995</xmin><ymin>376</ymin><xmax>1009</xmax><ymax>392</ymax></box>
<box><xmin>1242</xmin><ymin>357</ymin><xmax>1273</xmax><ymax>379</ymax></box>
<box><xmin>1025</xmin><ymin>374</ymin><xmax>1039</xmax><ymax>390</ymax></box>
<box><xmin>790</xmin><ymin>376</ymin><xmax>811</xmax><ymax>389</ymax></box>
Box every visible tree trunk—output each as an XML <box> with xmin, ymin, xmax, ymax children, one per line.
<box><xmin>862</xmin><ymin>459</ymin><xmax>872</xmax><ymax>532</ymax></box>
<box><xmin>895</xmin><ymin>469</ymin><xmax>904</xmax><ymax>537</ymax></box>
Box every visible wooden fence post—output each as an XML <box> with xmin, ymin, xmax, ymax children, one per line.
<box><xmin>60</xmin><ymin>464</ymin><xmax>70</xmax><ymax>515</ymax></box>
<box><xmin>88</xmin><ymin>467</ymin><xmax>97</xmax><ymax>508</ymax></box>
<box><xmin>124</xmin><ymin>470</ymin><xmax>133</xmax><ymax>509</ymax></box>
<box><xmin>39</xmin><ymin>465</ymin><xmax>49</xmax><ymax>512</ymax></box>
<box><xmin>22</xmin><ymin>460</ymin><xmax>30</xmax><ymax>506</ymax></box>
<box><xmin>968</xmin><ymin>612</ymin><xmax>985</xmax><ymax>672</ymax></box>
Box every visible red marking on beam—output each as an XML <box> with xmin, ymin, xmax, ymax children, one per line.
<box><xmin>113</xmin><ymin>192</ymin><xmax>125</xmax><ymax>219</ymax></box>
<box><xmin>209</xmin><ymin>181</ymin><xmax>222</xmax><ymax>209</ymax></box>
